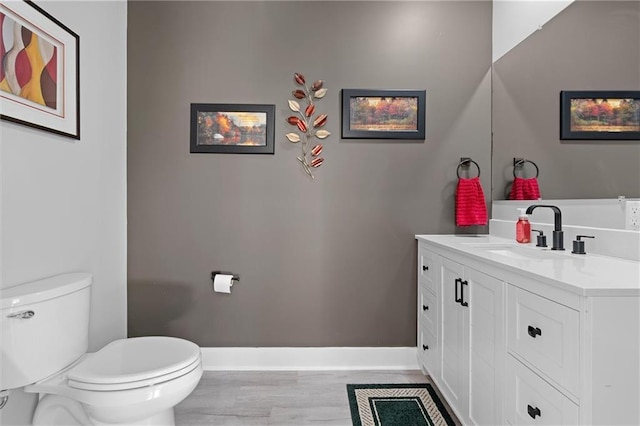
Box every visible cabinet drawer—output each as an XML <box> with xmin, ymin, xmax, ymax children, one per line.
<box><xmin>506</xmin><ymin>355</ymin><xmax>578</xmax><ymax>425</ymax></box>
<box><xmin>507</xmin><ymin>285</ymin><xmax>579</xmax><ymax>396</ymax></box>
<box><xmin>418</xmin><ymin>326</ymin><xmax>437</xmax><ymax>375</ymax></box>
<box><xmin>419</xmin><ymin>284</ymin><xmax>437</xmax><ymax>334</ymax></box>
<box><xmin>419</xmin><ymin>246</ymin><xmax>436</xmax><ymax>293</ymax></box>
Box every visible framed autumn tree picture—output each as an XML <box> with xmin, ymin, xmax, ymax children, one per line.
<box><xmin>190</xmin><ymin>103</ymin><xmax>275</xmax><ymax>154</ymax></box>
<box><xmin>341</xmin><ymin>89</ymin><xmax>426</xmax><ymax>140</ymax></box>
<box><xmin>561</xmin><ymin>91</ymin><xmax>640</xmax><ymax>140</ymax></box>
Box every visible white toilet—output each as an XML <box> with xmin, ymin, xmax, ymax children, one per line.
<box><xmin>0</xmin><ymin>272</ymin><xmax>203</xmax><ymax>425</ymax></box>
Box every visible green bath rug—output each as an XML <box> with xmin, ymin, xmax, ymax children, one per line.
<box><xmin>347</xmin><ymin>383</ymin><xmax>455</xmax><ymax>426</ymax></box>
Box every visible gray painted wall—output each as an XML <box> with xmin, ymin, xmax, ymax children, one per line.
<box><xmin>492</xmin><ymin>0</ymin><xmax>640</xmax><ymax>200</ymax></box>
<box><xmin>127</xmin><ymin>1</ymin><xmax>492</xmax><ymax>346</ymax></box>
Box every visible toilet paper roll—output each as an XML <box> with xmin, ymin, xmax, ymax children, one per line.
<box><xmin>213</xmin><ymin>274</ymin><xmax>234</xmax><ymax>293</ymax></box>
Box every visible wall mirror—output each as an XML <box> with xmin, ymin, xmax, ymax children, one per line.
<box><xmin>491</xmin><ymin>1</ymin><xmax>640</xmax><ymax>201</ymax></box>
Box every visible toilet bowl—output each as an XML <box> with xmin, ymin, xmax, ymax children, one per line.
<box><xmin>1</xmin><ymin>273</ymin><xmax>203</xmax><ymax>426</ymax></box>
<box><xmin>26</xmin><ymin>336</ymin><xmax>203</xmax><ymax>425</ymax></box>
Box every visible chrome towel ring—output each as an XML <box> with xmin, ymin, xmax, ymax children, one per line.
<box><xmin>457</xmin><ymin>157</ymin><xmax>480</xmax><ymax>179</ymax></box>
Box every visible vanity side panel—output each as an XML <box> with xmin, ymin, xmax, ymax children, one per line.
<box><xmin>588</xmin><ymin>296</ymin><xmax>640</xmax><ymax>425</ymax></box>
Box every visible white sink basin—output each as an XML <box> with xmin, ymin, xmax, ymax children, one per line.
<box><xmin>462</xmin><ymin>242</ymin><xmax>569</xmax><ymax>260</ymax></box>
<box><xmin>486</xmin><ymin>247</ymin><xmax>559</xmax><ymax>260</ymax></box>
<box><xmin>462</xmin><ymin>242</ymin><xmax>517</xmax><ymax>249</ymax></box>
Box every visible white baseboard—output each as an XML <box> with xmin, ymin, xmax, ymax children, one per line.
<box><xmin>200</xmin><ymin>347</ymin><xmax>420</xmax><ymax>371</ymax></box>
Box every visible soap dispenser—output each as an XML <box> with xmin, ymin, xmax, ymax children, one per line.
<box><xmin>516</xmin><ymin>208</ymin><xmax>531</xmax><ymax>243</ymax></box>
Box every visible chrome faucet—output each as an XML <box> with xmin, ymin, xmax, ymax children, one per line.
<box><xmin>525</xmin><ymin>205</ymin><xmax>564</xmax><ymax>250</ymax></box>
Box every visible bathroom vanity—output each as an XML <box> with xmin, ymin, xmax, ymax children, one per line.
<box><xmin>415</xmin><ymin>234</ymin><xmax>640</xmax><ymax>426</ymax></box>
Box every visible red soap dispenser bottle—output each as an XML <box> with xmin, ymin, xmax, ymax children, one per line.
<box><xmin>516</xmin><ymin>208</ymin><xmax>531</xmax><ymax>243</ymax></box>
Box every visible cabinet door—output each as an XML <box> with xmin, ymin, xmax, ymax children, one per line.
<box><xmin>439</xmin><ymin>258</ymin><xmax>467</xmax><ymax>412</ymax></box>
<box><xmin>467</xmin><ymin>268</ymin><xmax>505</xmax><ymax>426</ymax></box>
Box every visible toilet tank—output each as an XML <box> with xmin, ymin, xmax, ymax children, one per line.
<box><xmin>0</xmin><ymin>273</ymin><xmax>92</xmax><ymax>391</ymax></box>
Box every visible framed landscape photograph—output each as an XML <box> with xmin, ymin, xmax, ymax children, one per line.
<box><xmin>190</xmin><ymin>103</ymin><xmax>275</xmax><ymax>154</ymax></box>
<box><xmin>0</xmin><ymin>1</ymin><xmax>80</xmax><ymax>139</ymax></box>
<box><xmin>560</xmin><ymin>91</ymin><xmax>640</xmax><ymax>140</ymax></box>
<box><xmin>341</xmin><ymin>89</ymin><xmax>426</xmax><ymax>139</ymax></box>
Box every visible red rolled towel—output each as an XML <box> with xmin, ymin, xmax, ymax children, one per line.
<box><xmin>510</xmin><ymin>177</ymin><xmax>525</xmax><ymax>200</ymax></box>
<box><xmin>523</xmin><ymin>177</ymin><xmax>541</xmax><ymax>200</ymax></box>
<box><xmin>456</xmin><ymin>176</ymin><xmax>488</xmax><ymax>226</ymax></box>
<box><xmin>510</xmin><ymin>177</ymin><xmax>541</xmax><ymax>200</ymax></box>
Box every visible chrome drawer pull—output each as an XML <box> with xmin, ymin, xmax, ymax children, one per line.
<box><xmin>527</xmin><ymin>325</ymin><xmax>542</xmax><ymax>338</ymax></box>
<box><xmin>527</xmin><ymin>404</ymin><xmax>541</xmax><ymax>419</ymax></box>
<box><xmin>7</xmin><ymin>310</ymin><xmax>35</xmax><ymax>319</ymax></box>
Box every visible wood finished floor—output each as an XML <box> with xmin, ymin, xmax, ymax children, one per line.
<box><xmin>175</xmin><ymin>370</ymin><xmax>460</xmax><ymax>425</ymax></box>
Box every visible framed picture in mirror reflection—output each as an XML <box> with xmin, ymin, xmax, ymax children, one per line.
<box><xmin>561</xmin><ymin>91</ymin><xmax>640</xmax><ymax>140</ymax></box>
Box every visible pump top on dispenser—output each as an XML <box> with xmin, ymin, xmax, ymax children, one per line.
<box><xmin>516</xmin><ymin>208</ymin><xmax>531</xmax><ymax>243</ymax></box>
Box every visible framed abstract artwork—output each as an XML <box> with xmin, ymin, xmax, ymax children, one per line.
<box><xmin>560</xmin><ymin>91</ymin><xmax>640</xmax><ymax>140</ymax></box>
<box><xmin>190</xmin><ymin>103</ymin><xmax>275</xmax><ymax>154</ymax></box>
<box><xmin>341</xmin><ymin>89</ymin><xmax>426</xmax><ymax>139</ymax></box>
<box><xmin>0</xmin><ymin>1</ymin><xmax>80</xmax><ymax>139</ymax></box>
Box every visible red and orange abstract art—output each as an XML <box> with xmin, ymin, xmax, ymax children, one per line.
<box><xmin>1</xmin><ymin>11</ymin><xmax>58</xmax><ymax>111</ymax></box>
<box><xmin>0</xmin><ymin>1</ymin><xmax>78</xmax><ymax>139</ymax></box>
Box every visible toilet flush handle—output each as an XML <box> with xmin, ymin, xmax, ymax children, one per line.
<box><xmin>6</xmin><ymin>310</ymin><xmax>35</xmax><ymax>319</ymax></box>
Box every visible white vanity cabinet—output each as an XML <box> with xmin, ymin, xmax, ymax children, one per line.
<box><xmin>503</xmin><ymin>281</ymin><xmax>640</xmax><ymax>426</ymax></box>
<box><xmin>416</xmin><ymin>235</ymin><xmax>640</xmax><ymax>426</ymax></box>
<box><xmin>418</xmin><ymin>242</ymin><xmax>505</xmax><ymax>426</ymax></box>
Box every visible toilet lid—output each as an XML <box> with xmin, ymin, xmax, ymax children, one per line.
<box><xmin>67</xmin><ymin>336</ymin><xmax>200</xmax><ymax>387</ymax></box>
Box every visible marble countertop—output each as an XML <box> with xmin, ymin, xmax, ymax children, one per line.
<box><xmin>416</xmin><ymin>234</ymin><xmax>640</xmax><ymax>297</ymax></box>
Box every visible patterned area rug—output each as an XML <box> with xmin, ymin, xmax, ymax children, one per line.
<box><xmin>347</xmin><ymin>383</ymin><xmax>455</xmax><ymax>426</ymax></box>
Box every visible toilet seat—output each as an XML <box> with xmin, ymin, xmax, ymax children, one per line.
<box><xmin>66</xmin><ymin>336</ymin><xmax>200</xmax><ymax>391</ymax></box>
<box><xmin>68</xmin><ymin>356</ymin><xmax>201</xmax><ymax>391</ymax></box>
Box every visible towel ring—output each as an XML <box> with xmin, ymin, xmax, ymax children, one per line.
<box><xmin>457</xmin><ymin>158</ymin><xmax>480</xmax><ymax>179</ymax></box>
<box><xmin>513</xmin><ymin>158</ymin><xmax>539</xmax><ymax>178</ymax></box>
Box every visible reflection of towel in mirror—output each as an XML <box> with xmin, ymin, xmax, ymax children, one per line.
<box><xmin>510</xmin><ymin>177</ymin><xmax>541</xmax><ymax>200</ymax></box>
<box><xmin>456</xmin><ymin>177</ymin><xmax>488</xmax><ymax>226</ymax></box>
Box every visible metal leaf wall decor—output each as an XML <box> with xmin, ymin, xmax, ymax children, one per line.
<box><xmin>285</xmin><ymin>72</ymin><xmax>329</xmax><ymax>179</ymax></box>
